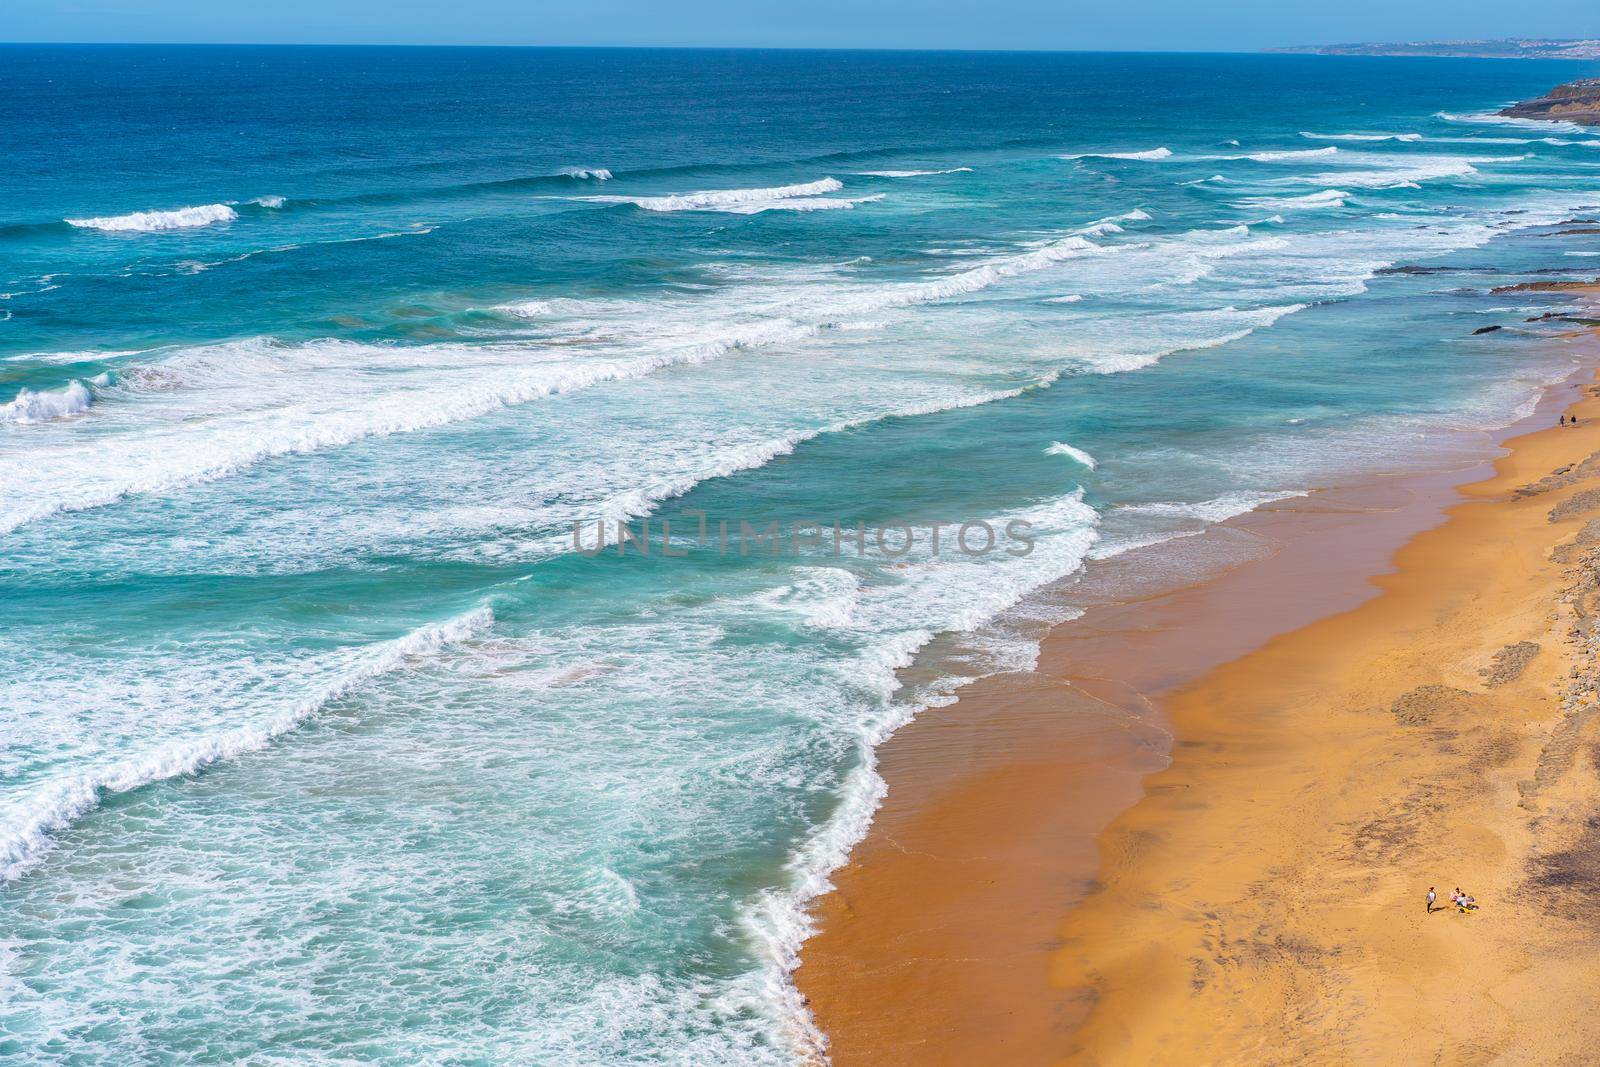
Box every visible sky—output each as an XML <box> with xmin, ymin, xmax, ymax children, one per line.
<box><xmin>6</xmin><ymin>0</ymin><xmax>1600</xmax><ymax>51</ymax></box>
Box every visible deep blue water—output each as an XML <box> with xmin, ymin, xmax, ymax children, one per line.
<box><xmin>3</xmin><ymin>46</ymin><xmax>1600</xmax><ymax>1063</ymax></box>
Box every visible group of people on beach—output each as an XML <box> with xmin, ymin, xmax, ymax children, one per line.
<box><xmin>1560</xmin><ymin>414</ymin><xmax>1582</xmax><ymax>426</ymax></box>
<box><xmin>1425</xmin><ymin>886</ymin><xmax>1478</xmax><ymax>914</ymax></box>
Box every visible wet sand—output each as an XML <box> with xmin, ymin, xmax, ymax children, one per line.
<box><xmin>796</xmin><ymin>336</ymin><xmax>1600</xmax><ymax>1062</ymax></box>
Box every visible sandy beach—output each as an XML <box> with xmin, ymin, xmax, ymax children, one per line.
<box><xmin>797</xmin><ymin>320</ymin><xmax>1600</xmax><ymax>1063</ymax></box>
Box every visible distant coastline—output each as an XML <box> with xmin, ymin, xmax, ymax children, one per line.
<box><xmin>1269</xmin><ymin>38</ymin><xmax>1600</xmax><ymax>60</ymax></box>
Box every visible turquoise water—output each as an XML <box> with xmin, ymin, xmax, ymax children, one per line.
<box><xmin>4</xmin><ymin>46</ymin><xmax>1600</xmax><ymax>1063</ymax></box>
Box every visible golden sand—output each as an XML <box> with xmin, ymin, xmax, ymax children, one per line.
<box><xmin>799</xmin><ymin>342</ymin><xmax>1600</xmax><ymax>1063</ymax></box>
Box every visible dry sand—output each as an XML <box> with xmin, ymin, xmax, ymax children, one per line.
<box><xmin>798</xmin><ymin>338</ymin><xmax>1600</xmax><ymax>1063</ymax></box>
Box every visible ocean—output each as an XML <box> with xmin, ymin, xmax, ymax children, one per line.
<box><xmin>3</xmin><ymin>45</ymin><xmax>1600</xmax><ymax>1063</ymax></box>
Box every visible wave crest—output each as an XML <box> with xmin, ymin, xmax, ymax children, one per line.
<box><xmin>1233</xmin><ymin>189</ymin><xmax>1351</xmax><ymax>211</ymax></box>
<box><xmin>854</xmin><ymin>167</ymin><xmax>974</xmax><ymax>177</ymax></box>
<box><xmin>65</xmin><ymin>203</ymin><xmax>239</xmax><ymax>232</ymax></box>
<box><xmin>1</xmin><ymin>376</ymin><xmax>106</xmax><ymax>424</ymax></box>
<box><xmin>1300</xmin><ymin>131</ymin><xmax>1422</xmax><ymax>142</ymax></box>
<box><xmin>1045</xmin><ymin>441</ymin><xmax>1098</xmax><ymax>469</ymax></box>
<box><xmin>1060</xmin><ymin>147</ymin><xmax>1172</xmax><ymax>161</ymax></box>
<box><xmin>581</xmin><ymin>178</ymin><xmax>848</xmax><ymax>213</ymax></box>
<box><xmin>1236</xmin><ymin>147</ymin><xmax>1339</xmax><ymax>161</ymax></box>
<box><xmin>0</xmin><ymin>605</ymin><xmax>494</xmax><ymax>883</ymax></box>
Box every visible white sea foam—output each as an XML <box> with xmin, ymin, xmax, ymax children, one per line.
<box><xmin>1300</xmin><ymin>131</ymin><xmax>1422</xmax><ymax>142</ymax></box>
<box><xmin>10</xmin><ymin>193</ymin><xmax>1567</xmax><ymax>541</ymax></box>
<box><xmin>1043</xmin><ymin>294</ymin><xmax>1084</xmax><ymax>303</ymax></box>
<box><xmin>1293</xmin><ymin>157</ymin><xmax>1483</xmax><ymax>190</ymax></box>
<box><xmin>1061</xmin><ymin>147</ymin><xmax>1172</xmax><ymax>161</ymax></box>
<box><xmin>1233</xmin><ymin>188</ymin><xmax>1351</xmax><ymax>211</ymax></box>
<box><xmin>491</xmin><ymin>297</ymin><xmax>619</xmax><ymax>319</ymax></box>
<box><xmin>1192</xmin><ymin>223</ymin><xmax>1252</xmax><ymax>240</ymax></box>
<box><xmin>1074</xmin><ymin>303</ymin><xmax>1308</xmax><ymax>374</ymax></box>
<box><xmin>742</xmin><ymin>568</ymin><xmax>863</xmax><ymax>629</ymax></box>
<box><xmin>1436</xmin><ymin>110</ymin><xmax>1590</xmax><ymax>134</ymax></box>
<box><xmin>3</xmin><ymin>348</ymin><xmax>139</xmax><ymax>366</ymax></box>
<box><xmin>736</xmin><ymin>491</ymin><xmax>1101</xmax><ymax>1059</ymax></box>
<box><xmin>251</xmin><ymin>195</ymin><xmax>286</xmax><ymax>208</ymax></box>
<box><xmin>0</xmin><ymin>605</ymin><xmax>493</xmax><ymax>883</ymax></box>
<box><xmin>0</xmin><ymin>324</ymin><xmax>821</xmax><ymax>534</ymax></box>
<box><xmin>0</xmin><ymin>228</ymin><xmax>1118</xmax><ymax>534</ymax></box>
<box><xmin>519</xmin><ymin>376</ymin><xmax>1073</xmax><ymax>564</ymax></box>
<box><xmin>496</xmin><ymin>300</ymin><xmax>555</xmax><ymax>318</ymax></box>
<box><xmin>1069</xmin><ymin>208</ymin><xmax>1152</xmax><ymax>237</ymax></box>
<box><xmin>846</xmin><ymin>235</ymin><xmax>1098</xmax><ymax>310</ymax></box>
<box><xmin>854</xmin><ymin>167</ymin><xmax>973</xmax><ymax>177</ymax></box>
<box><xmin>559</xmin><ymin>167</ymin><xmax>613</xmax><ymax>180</ymax></box>
<box><xmin>65</xmin><ymin>203</ymin><xmax>239</xmax><ymax>232</ymax></box>
<box><xmin>579</xmin><ymin>178</ymin><xmax>848</xmax><ymax>212</ymax></box>
<box><xmin>0</xmin><ymin>378</ymin><xmax>102</xmax><ymax>424</ymax></box>
<box><xmin>1087</xmin><ymin>490</ymin><xmax>1309</xmax><ymax>559</ymax></box>
<box><xmin>715</xmin><ymin>194</ymin><xmax>883</xmax><ymax>215</ymax></box>
<box><xmin>1044</xmin><ymin>441</ymin><xmax>1097</xmax><ymax>468</ymax></box>
<box><xmin>1116</xmin><ymin>489</ymin><xmax>1304</xmax><ymax>524</ymax></box>
<box><xmin>1222</xmin><ymin>147</ymin><xmax>1341</xmax><ymax>161</ymax></box>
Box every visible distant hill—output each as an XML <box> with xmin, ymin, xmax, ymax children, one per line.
<box><xmin>1267</xmin><ymin>39</ymin><xmax>1600</xmax><ymax>60</ymax></box>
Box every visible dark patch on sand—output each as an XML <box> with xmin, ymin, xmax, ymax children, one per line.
<box><xmin>1530</xmin><ymin>815</ymin><xmax>1600</xmax><ymax>901</ymax></box>
<box><xmin>1482</xmin><ymin>642</ymin><xmax>1541</xmax><ymax>687</ymax></box>
<box><xmin>1549</xmin><ymin>488</ymin><xmax>1600</xmax><ymax>523</ymax></box>
<box><xmin>1391</xmin><ymin>685</ymin><xmax>1475</xmax><ymax>727</ymax></box>
<box><xmin>1513</xmin><ymin>452</ymin><xmax>1600</xmax><ymax>500</ymax></box>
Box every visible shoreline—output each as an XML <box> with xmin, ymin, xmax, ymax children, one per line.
<box><xmin>794</xmin><ymin>327</ymin><xmax>1600</xmax><ymax>1062</ymax></box>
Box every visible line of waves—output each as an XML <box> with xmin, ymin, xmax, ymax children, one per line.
<box><xmin>12</xmin><ymin>190</ymin><xmax>1565</xmax><ymax>538</ymax></box>
<box><xmin>0</xmin><ymin>605</ymin><xmax>494</xmax><ymax>883</ymax></box>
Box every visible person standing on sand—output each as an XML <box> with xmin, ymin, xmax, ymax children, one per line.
<box><xmin>1426</xmin><ymin>886</ymin><xmax>1437</xmax><ymax>913</ymax></box>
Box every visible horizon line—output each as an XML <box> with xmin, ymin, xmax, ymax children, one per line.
<box><xmin>2</xmin><ymin>41</ymin><xmax>1594</xmax><ymax>58</ymax></box>
<box><xmin>1</xmin><ymin>41</ymin><xmax>1281</xmax><ymax>53</ymax></box>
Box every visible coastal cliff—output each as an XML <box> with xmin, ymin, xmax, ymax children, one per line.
<box><xmin>1501</xmin><ymin>79</ymin><xmax>1600</xmax><ymax>126</ymax></box>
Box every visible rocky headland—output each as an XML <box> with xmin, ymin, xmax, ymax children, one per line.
<box><xmin>1501</xmin><ymin>79</ymin><xmax>1600</xmax><ymax>126</ymax></box>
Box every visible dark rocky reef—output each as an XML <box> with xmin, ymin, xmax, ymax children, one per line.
<box><xmin>1500</xmin><ymin>79</ymin><xmax>1600</xmax><ymax>127</ymax></box>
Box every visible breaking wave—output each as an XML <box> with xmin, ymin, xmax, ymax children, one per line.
<box><xmin>854</xmin><ymin>167</ymin><xmax>973</xmax><ymax>177</ymax></box>
<box><xmin>0</xmin><ymin>606</ymin><xmax>494</xmax><ymax>883</ymax></box>
<box><xmin>1435</xmin><ymin>110</ymin><xmax>1593</xmax><ymax>135</ymax></box>
<box><xmin>1300</xmin><ymin>131</ymin><xmax>1422</xmax><ymax>142</ymax></box>
<box><xmin>1232</xmin><ymin>189</ymin><xmax>1351</xmax><ymax>211</ymax></box>
<box><xmin>1</xmin><ymin>375</ymin><xmax>108</xmax><ymax>424</ymax></box>
<box><xmin>578</xmin><ymin>178</ymin><xmax>851</xmax><ymax>212</ymax></box>
<box><xmin>1060</xmin><ymin>147</ymin><xmax>1172</xmax><ymax>161</ymax></box>
<box><xmin>1237</xmin><ymin>147</ymin><xmax>1339</xmax><ymax>161</ymax></box>
<box><xmin>1044</xmin><ymin>441</ymin><xmax>1098</xmax><ymax>468</ymax></box>
<box><xmin>65</xmin><ymin>203</ymin><xmax>239</xmax><ymax>232</ymax></box>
